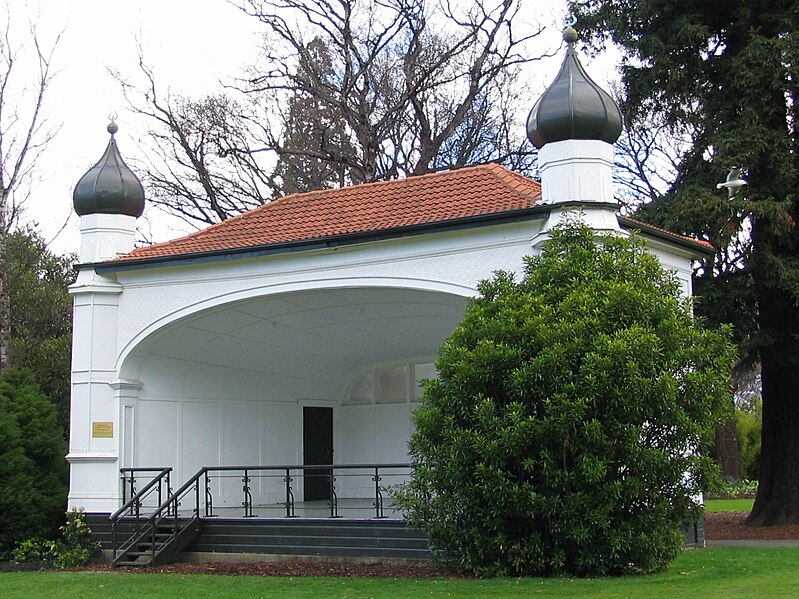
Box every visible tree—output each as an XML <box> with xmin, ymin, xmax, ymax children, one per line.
<box><xmin>8</xmin><ymin>227</ymin><xmax>74</xmax><ymax>439</ymax></box>
<box><xmin>572</xmin><ymin>0</ymin><xmax>799</xmax><ymax>526</ymax></box>
<box><xmin>269</xmin><ymin>37</ymin><xmax>361</xmax><ymax>195</ymax></box>
<box><xmin>0</xmin><ymin>368</ymin><xmax>68</xmax><ymax>553</ymax></box>
<box><xmin>397</xmin><ymin>221</ymin><xmax>734</xmax><ymax>577</ymax></box>
<box><xmin>610</xmin><ymin>89</ymin><xmax>697</xmax><ymax>212</ymax></box>
<box><xmin>123</xmin><ymin>1</ymin><xmax>542</xmax><ymax>227</ymax></box>
<box><xmin>114</xmin><ymin>57</ymin><xmax>269</xmax><ymax>227</ymax></box>
<box><xmin>0</xmin><ymin>13</ymin><xmax>60</xmax><ymax>369</ymax></box>
<box><xmin>240</xmin><ymin>0</ymin><xmax>540</xmax><ymax>183</ymax></box>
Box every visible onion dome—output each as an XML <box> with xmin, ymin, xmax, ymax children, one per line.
<box><xmin>527</xmin><ymin>25</ymin><xmax>622</xmax><ymax>149</ymax></box>
<box><xmin>73</xmin><ymin>120</ymin><xmax>145</xmax><ymax>218</ymax></box>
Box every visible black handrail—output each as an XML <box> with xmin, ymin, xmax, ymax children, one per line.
<box><xmin>111</xmin><ymin>467</ymin><xmax>207</xmax><ymax>565</ymax></box>
<box><xmin>113</xmin><ymin>468</ymin><xmax>172</xmax><ymax>520</ymax></box>
<box><xmin>110</xmin><ymin>468</ymin><xmax>172</xmax><ymax>561</ymax></box>
<box><xmin>111</xmin><ymin>463</ymin><xmax>411</xmax><ymax>565</ymax></box>
<box><xmin>120</xmin><ymin>467</ymin><xmax>172</xmax><ymax>506</ymax></box>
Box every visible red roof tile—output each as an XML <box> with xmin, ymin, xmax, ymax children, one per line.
<box><xmin>108</xmin><ymin>163</ymin><xmax>713</xmax><ymax>264</ymax></box>
<box><xmin>115</xmin><ymin>163</ymin><xmax>543</xmax><ymax>262</ymax></box>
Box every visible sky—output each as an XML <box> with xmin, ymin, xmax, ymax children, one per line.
<box><xmin>12</xmin><ymin>0</ymin><xmax>615</xmax><ymax>256</ymax></box>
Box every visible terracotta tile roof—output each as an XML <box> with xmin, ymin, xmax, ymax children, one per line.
<box><xmin>115</xmin><ymin>163</ymin><xmax>544</xmax><ymax>262</ymax></box>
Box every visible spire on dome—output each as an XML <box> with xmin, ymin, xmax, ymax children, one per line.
<box><xmin>526</xmin><ymin>20</ymin><xmax>622</xmax><ymax>149</ymax></box>
<box><xmin>73</xmin><ymin>119</ymin><xmax>145</xmax><ymax>218</ymax></box>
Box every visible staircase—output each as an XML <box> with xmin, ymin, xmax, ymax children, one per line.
<box><xmin>110</xmin><ymin>467</ymin><xmax>203</xmax><ymax>568</ymax></box>
<box><xmin>113</xmin><ymin>516</ymin><xmax>200</xmax><ymax>567</ymax></box>
<box><xmin>191</xmin><ymin>519</ymin><xmax>431</xmax><ymax>560</ymax></box>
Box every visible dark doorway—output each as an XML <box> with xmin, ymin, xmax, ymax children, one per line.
<box><xmin>303</xmin><ymin>406</ymin><xmax>333</xmax><ymax>501</ymax></box>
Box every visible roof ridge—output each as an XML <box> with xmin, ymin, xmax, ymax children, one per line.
<box><xmin>481</xmin><ymin>162</ymin><xmax>541</xmax><ymax>196</ymax></box>
<box><xmin>271</xmin><ymin>162</ymin><xmax>510</xmax><ymax>204</ymax></box>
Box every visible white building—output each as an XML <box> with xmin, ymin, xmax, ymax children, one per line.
<box><xmin>66</xmin><ymin>27</ymin><xmax>711</xmax><ymax>561</ymax></box>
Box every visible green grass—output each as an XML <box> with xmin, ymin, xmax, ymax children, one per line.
<box><xmin>704</xmin><ymin>498</ymin><xmax>755</xmax><ymax>512</ymax></box>
<box><xmin>2</xmin><ymin>548</ymin><xmax>799</xmax><ymax>598</ymax></box>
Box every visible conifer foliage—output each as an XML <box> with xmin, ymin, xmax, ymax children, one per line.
<box><xmin>399</xmin><ymin>222</ymin><xmax>734</xmax><ymax>576</ymax></box>
<box><xmin>572</xmin><ymin>0</ymin><xmax>799</xmax><ymax>526</ymax></box>
<box><xmin>0</xmin><ymin>369</ymin><xmax>68</xmax><ymax>553</ymax></box>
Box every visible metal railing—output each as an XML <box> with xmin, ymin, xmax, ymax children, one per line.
<box><xmin>110</xmin><ymin>463</ymin><xmax>411</xmax><ymax>564</ymax></box>
<box><xmin>119</xmin><ymin>467</ymin><xmax>172</xmax><ymax>509</ymax></box>
<box><xmin>115</xmin><ymin>463</ymin><xmax>410</xmax><ymax>519</ymax></box>
<box><xmin>197</xmin><ymin>463</ymin><xmax>411</xmax><ymax>519</ymax></box>
<box><xmin>111</xmin><ymin>468</ymin><xmax>173</xmax><ymax>561</ymax></box>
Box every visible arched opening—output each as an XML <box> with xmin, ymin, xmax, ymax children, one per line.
<box><xmin>118</xmin><ymin>286</ymin><xmax>467</xmax><ymax>505</ymax></box>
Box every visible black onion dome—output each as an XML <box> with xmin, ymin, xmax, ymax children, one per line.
<box><xmin>73</xmin><ymin>121</ymin><xmax>145</xmax><ymax>217</ymax></box>
<box><xmin>527</xmin><ymin>27</ymin><xmax>622</xmax><ymax>149</ymax></box>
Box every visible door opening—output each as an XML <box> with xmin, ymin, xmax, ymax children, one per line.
<box><xmin>303</xmin><ymin>406</ymin><xmax>333</xmax><ymax>501</ymax></box>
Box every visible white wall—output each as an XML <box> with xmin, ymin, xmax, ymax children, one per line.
<box><xmin>68</xmin><ymin>213</ymin><xmax>703</xmax><ymax>513</ymax></box>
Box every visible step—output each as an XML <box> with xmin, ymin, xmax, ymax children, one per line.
<box><xmin>114</xmin><ymin>560</ymin><xmax>153</xmax><ymax>568</ymax></box>
<box><xmin>187</xmin><ymin>542</ymin><xmax>432</xmax><ymax>560</ymax></box>
<box><xmin>196</xmin><ymin>532</ymin><xmax>428</xmax><ymax>549</ymax></box>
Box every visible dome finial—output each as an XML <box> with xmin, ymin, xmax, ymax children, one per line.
<box><xmin>73</xmin><ymin>119</ymin><xmax>145</xmax><ymax>218</ymax></box>
<box><xmin>107</xmin><ymin>112</ymin><xmax>119</xmax><ymax>136</ymax></box>
<box><xmin>563</xmin><ymin>15</ymin><xmax>578</xmax><ymax>45</ymax></box>
<box><xmin>526</xmin><ymin>15</ymin><xmax>622</xmax><ymax>149</ymax></box>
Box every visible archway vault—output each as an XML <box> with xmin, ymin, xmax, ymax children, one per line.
<box><xmin>118</xmin><ymin>285</ymin><xmax>467</xmax><ymax>487</ymax></box>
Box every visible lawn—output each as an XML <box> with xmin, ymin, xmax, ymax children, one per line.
<box><xmin>1</xmin><ymin>548</ymin><xmax>798</xmax><ymax>598</ymax></box>
<box><xmin>704</xmin><ymin>498</ymin><xmax>755</xmax><ymax>513</ymax></box>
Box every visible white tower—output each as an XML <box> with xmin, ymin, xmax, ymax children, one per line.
<box><xmin>67</xmin><ymin>121</ymin><xmax>145</xmax><ymax>512</ymax></box>
<box><xmin>527</xmin><ymin>25</ymin><xmax>623</xmax><ymax>238</ymax></box>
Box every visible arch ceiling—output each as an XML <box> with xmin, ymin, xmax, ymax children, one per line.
<box><xmin>124</xmin><ymin>287</ymin><xmax>467</xmax><ymax>399</ymax></box>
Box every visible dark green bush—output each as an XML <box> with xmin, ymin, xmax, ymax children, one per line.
<box><xmin>0</xmin><ymin>369</ymin><xmax>68</xmax><ymax>553</ymax></box>
<box><xmin>397</xmin><ymin>220</ymin><xmax>734</xmax><ymax>577</ymax></box>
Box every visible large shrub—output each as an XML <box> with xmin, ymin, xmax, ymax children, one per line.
<box><xmin>398</xmin><ymin>221</ymin><xmax>734</xmax><ymax>576</ymax></box>
<box><xmin>0</xmin><ymin>369</ymin><xmax>68</xmax><ymax>554</ymax></box>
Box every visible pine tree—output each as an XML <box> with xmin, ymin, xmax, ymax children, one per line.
<box><xmin>572</xmin><ymin>0</ymin><xmax>799</xmax><ymax>524</ymax></box>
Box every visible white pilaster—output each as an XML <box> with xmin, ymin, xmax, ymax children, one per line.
<box><xmin>67</xmin><ymin>267</ymin><xmax>125</xmax><ymax>512</ymax></box>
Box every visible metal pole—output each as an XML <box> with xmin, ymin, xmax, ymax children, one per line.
<box><xmin>205</xmin><ymin>470</ymin><xmax>215</xmax><ymax>517</ymax></box>
<box><xmin>374</xmin><ymin>466</ymin><xmax>384</xmax><ymax>518</ymax></box>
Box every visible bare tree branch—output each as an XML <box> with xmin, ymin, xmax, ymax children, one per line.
<box><xmin>238</xmin><ymin>0</ymin><xmax>543</xmax><ymax>184</ymax></box>
<box><xmin>0</xmin><ymin>9</ymin><xmax>61</xmax><ymax>369</ymax></box>
<box><xmin>125</xmin><ymin>0</ymin><xmax>544</xmax><ymax>227</ymax></box>
<box><xmin>112</xmin><ymin>46</ymin><xmax>270</xmax><ymax>228</ymax></box>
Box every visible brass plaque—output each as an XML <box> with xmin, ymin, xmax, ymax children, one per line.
<box><xmin>92</xmin><ymin>422</ymin><xmax>114</xmax><ymax>438</ymax></box>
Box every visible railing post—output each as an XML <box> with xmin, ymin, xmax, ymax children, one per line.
<box><xmin>128</xmin><ymin>473</ymin><xmax>136</xmax><ymax>506</ymax></box>
<box><xmin>205</xmin><ymin>470</ymin><xmax>215</xmax><ymax>517</ymax></box>
<box><xmin>173</xmin><ymin>492</ymin><xmax>179</xmax><ymax>536</ymax></box>
<box><xmin>111</xmin><ymin>521</ymin><xmax>117</xmax><ymax>561</ymax></box>
<box><xmin>195</xmin><ymin>475</ymin><xmax>201</xmax><ymax>518</ymax></box>
<box><xmin>165</xmin><ymin>471</ymin><xmax>171</xmax><ymax>512</ymax></box>
<box><xmin>151</xmin><ymin>520</ymin><xmax>156</xmax><ymax>563</ymax></box>
<box><xmin>284</xmin><ymin>468</ymin><xmax>295</xmax><ymax>518</ymax></box>
<box><xmin>242</xmin><ymin>469</ymin><xmax>254</xmax><ymax>517</ymax></box>
<box><xmin>329</xmin><ymin>470</ymin><xmax>339</xmax><ymax>518</ymax></box>
<box><xmin>373</xmin><ymin>466</ymin><xmax>384</xmax><ymax>518</ymax></box>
